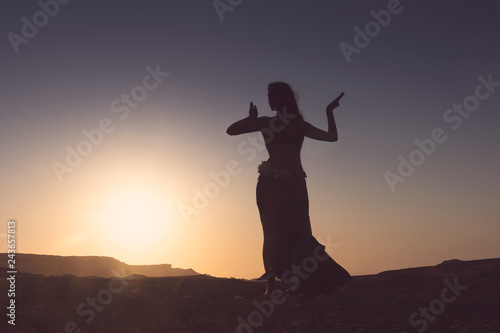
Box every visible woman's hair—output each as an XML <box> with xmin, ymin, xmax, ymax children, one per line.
<box><xmin>268</xmin><ymin>81</ymin><xmax>304</xmax><ymax>121</ymax></box>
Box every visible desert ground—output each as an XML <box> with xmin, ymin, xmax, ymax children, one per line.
<box><xmin>1</xmin><ymin>258</ymin><xmax>499</xmax><ymax>333</ymax></box>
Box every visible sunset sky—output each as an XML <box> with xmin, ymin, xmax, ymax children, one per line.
<box><xmin>1</xmin><ymin>0</ymin><xmax>499</xmax><ymax>279</ymax></box>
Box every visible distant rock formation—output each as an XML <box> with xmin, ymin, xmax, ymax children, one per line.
<box><xmin>0</xmin><ymin>253</ymin><xmax>199</xmax><ymax>278</ymax></box>
<box><xmin>374</xmin><ymin>258</ymin><xmax>500</xmax><ymax>280</ymax></box>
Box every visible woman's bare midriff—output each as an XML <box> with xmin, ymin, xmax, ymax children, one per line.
<box><xmin>266</xmin><ymin>145</ymin><xmax>304</xmax><ymax>175</ymax></box>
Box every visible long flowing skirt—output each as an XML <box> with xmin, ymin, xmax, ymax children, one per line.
<box><xmin>256</xmin><ymin>175</ymin><xmax>351</xmax><ymax>296</ymax></box>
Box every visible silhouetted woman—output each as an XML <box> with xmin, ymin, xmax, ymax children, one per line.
<box><xmin>227</xmin><ymin>82</ymin><xmax>351</xmax><ymax>297</ymax></box>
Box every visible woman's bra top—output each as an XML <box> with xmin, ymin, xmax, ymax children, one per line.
<box><xmin>264</xmin><ymin>119</ymin><xmax>304</xmax><ymax>149</ymax></box>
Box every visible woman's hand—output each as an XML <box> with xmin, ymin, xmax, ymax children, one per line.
<box><xmin>249</xmin><ymin>102</ymin><xmax>258</xmax><ymax>118</ymax></box>
<box><xmin>326</xmin><ymin>92</ymin><xmax>345</xmax><ymax>112</ymax></box>
<box><xmin>227</xmin><ymin>103</ymin><xmax>266</xmax><ymax>135</ymax></box>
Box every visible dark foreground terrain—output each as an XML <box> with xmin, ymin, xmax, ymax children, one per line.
<box><xmin>1</xmin><ymin>258</ymin><xmax>499</xmax><ymax>333</ymax></box>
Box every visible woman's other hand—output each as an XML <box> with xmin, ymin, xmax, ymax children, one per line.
<box><xmin>326</xmin><ymin>92</ymin><xmax>345</xmax><ymax>112</ymax></box>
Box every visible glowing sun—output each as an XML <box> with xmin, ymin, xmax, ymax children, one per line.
<box><xmin>102</xmin><ymin>188</ymin><xmax>173</xmax><ymax>249</ymax></box>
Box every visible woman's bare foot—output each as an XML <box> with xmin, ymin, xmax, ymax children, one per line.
<box><xmin>260</xmin><ymin>275</ymin><xmax>276</xmax><ymax>298</ymax></box>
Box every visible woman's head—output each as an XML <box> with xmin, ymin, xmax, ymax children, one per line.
<box><xmin>267</xmin><ymin>82</ymin><xmax>304</xmax><ymax>120</ymax></box>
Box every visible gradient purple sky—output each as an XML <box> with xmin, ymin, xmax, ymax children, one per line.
<box><xmin>1</xmin><ymin>0</ymin><xmax>499</xmax><ymax>278</ymax></box>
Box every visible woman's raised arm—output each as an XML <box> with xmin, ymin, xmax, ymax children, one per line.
<box><xmin>226</xmin><ymin>102</ymin><xmax>269</xmax><ymax>135</ymax></box>
<box><xmin>303</xmin><ymin>92</ymin><xmax>344</xmax><ymax>142</ymax></box>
